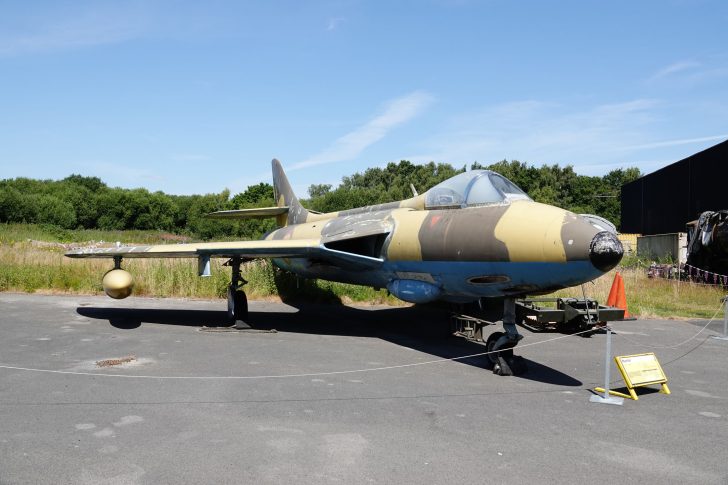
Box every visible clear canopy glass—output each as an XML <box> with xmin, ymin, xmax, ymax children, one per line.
<box><xmin>424</xmin><ymin>170</ymin><xmax>530</xmax><ymax>209</ymax></box>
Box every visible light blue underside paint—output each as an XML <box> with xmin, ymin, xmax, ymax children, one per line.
<box><xmin>387</xmin><ymin>278</ymin><xmax>443</xmax><ymax>304</ymax></box>
<box><xmin>273</xmin><ymin>258</ymin><xmax>602</xmax><ymax>300</ymax></box>
<box><xmin>387</xmin><ymin>260</ymin><xmax>601</xmax><ymax>298</ymax></box>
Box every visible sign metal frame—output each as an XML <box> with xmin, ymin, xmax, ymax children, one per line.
<box><xmin>595</xmin><ymin>352</ymin><xmax>670</xmax><ymax>401</ymax></box>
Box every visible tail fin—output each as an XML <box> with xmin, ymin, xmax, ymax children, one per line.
<box><xmin>272</xmin><ymin>159</ymin><xmax>309</xmax><ymax>226</ymax></box>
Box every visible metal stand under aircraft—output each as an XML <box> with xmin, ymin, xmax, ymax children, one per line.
<box><xmin>224</xmin><ymin>257</ymin><xmax>249</xmax><ymax>328</ymax></box>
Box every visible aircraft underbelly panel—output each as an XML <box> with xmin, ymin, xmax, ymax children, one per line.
<box><xmin>271</xmin><ymin>258</ymin><xmax>391</xmax><ymax>288</ymax></box>
<box><xmin>384</xmin><ymin>260</ymin><xmax>601</xmax><ymax>299</ymax></box>
<box><xmin>276</xmin><ymin>256</ymin><xmax>602</xmax><ymax>301</ymax></box>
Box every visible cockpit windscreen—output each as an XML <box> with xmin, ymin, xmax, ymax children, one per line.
<box><xmin>424</xmin><ymin>170</ymin><xmax>530</xmax><ymax>209</ymax></box>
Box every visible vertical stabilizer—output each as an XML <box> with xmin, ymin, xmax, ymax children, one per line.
<box><xmin>272</xmin><ymin>159</ymin><xmax>309</xmax><ymax>226</ymax></box>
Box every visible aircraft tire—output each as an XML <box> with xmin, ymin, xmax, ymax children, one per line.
<box><xmin>484</xmin><ymin>331</ymin><xmax>525</xmax><ymax>376</ymax></box>
<box><xmin>234</xmin><ymin>290</ymin><xmax>248</xmax><ymax>323</ymax></box>
<box><xmin>485</xmin><ymin>332</ymin><xmax>513</xmax><ymax>364</ymax></box>
<box><xmin>227</xmin><ymin>287</ymin><xmax>249</xmax><ymax>324</ymax></box>
<box><xmin>227</xmin><ymin>287</ymin><xmax>234</xmax><ymax>324</ymax></box>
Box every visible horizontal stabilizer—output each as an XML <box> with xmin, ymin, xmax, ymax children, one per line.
<box><xmin>206</xmin><ymin>207</ymin><xmax>289</xmax><ymax>219</ymax></box>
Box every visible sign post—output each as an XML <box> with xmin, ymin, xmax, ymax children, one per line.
<box><xmin>590</xmin><ymin>327</ymin><xmax>624</xmax><ymax>405</ymax></box>
<box><xmin>711</xmin><ymin>296</ymin><xmax>728</xmax><ymax>341</ymax></box>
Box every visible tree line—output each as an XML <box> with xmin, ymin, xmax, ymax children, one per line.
<box><xmin>305</xmin><ymin>160</ymin><xmax>639</xmax><ymax>227</ymax></box>
<box><xmin>0</xmin><ymin>160</ymin><xmax>640</xmax><ymax>239</ymax></box>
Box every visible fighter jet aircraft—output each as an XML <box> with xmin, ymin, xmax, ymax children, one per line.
<box><xmin>66</xmin><ymin>159</ymin><xmax>623</xmax><ymax>374</ymax></box>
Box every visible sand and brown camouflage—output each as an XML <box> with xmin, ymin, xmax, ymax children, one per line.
<box><xmin>66</xmin><ymin>159</ymin><xmax>622</xmax><ymax>302</ymax></box>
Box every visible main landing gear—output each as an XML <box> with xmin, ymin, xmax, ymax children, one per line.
<box><xmin>224</xmin><ymin>257</ymin><xmax>248</xmax><ymax>327</ymax></box>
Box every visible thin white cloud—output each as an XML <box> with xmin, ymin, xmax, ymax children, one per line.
<box><xmin>289</xmin><ymin>91</ymin><xmax>435</xmax><ymax>171</ymax></box>
<box><xmin>648</xmin><ymin>60</ymin><xmax>701</xmax><ymax>82</ymax></box>
<box><xmin>570</xmin><ymin>159</ymin><xmax>670</xmax><ymax>173</ymax></box>
<box><xmin>0</xmin><ymin>5</ymin><xmax>147</xmax><ymax>56</ymax></box>
<box><xmin>622</xmin><ymin>134</ymin><xmax>728</xmax><ymax>150</ymax></box>
<box><xmin>326</xmin><ymin>17</ymin><xmax>345</xmax><ymax>31</ymax></box>
<box><xmin>76</xmin><ymin>161</ymin><xmax>163</xmax><ymax>186</ymax></box>
<box><xmin>406</xmin><ymin>98</ymin><xmax>658</xmax><ymax>169</ymax></box>
<box><xmin>403</xmin><ymin>98</ymin><xmax>728</xmax><ymax>176</ymax></box>
<box><xmin>170</xmin><ymin>154</ymin><xmax>210</xmax><ymax>162</ymax></box>
<box><xmin>686</xmin><ymin>66</ymin><xmax>728</xmax><ymax>83</ymax></box>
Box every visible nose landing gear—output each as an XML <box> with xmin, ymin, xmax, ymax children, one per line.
<box><xmin>224</xmin><ymin>257</ymin><xmax>248</xmax><ymax>327</ymax></box>
<box><xmin>484</xmin><ymin>331</ymin><xmax>525</xmax><ymax>376</ymax></box>
<box><xmin>486</xmin><ymin>298</ymin><xmax>526</xmax><ymax>376</ymax></box>
<box><xmin>451</xmin><ymin>297</ymin><xmax>528</xmax><ymax>376</ymax></box>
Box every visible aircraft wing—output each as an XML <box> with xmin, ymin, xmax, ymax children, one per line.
<box><xmin>65</xmin><ymin>239</ymin><xmax>382</xmax><ymax>269</ymax></box>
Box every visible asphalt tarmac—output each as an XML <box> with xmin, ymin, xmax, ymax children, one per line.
<box><xmin>1</xmin><ymin>293</ymin><xmax>726</xmax><ymax>485</ymax></box>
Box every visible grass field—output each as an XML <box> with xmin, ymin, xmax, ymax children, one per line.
<box><xmin>1</xmin><ymin>223</ymin><xmax>725</xmax><ymax>318</ymax></box>
<box><xmin>0</xmin><ymin>223</ymin><xmax>400</xmax><ymax>305</ymax></box>
<box><xmin>552</xmin><ymin>267</ymin><xmax>725</xmax><ymax>320</ymax></box>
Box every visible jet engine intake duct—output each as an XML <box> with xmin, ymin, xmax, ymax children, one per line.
<box><xmin>387</xmin><ymin>279</ymin><xmax>442</xmax><ymax>304</ymax></box>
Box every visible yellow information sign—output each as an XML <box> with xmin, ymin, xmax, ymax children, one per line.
<box><xmin>595</xmin><ymin>352</ymin><xmax>670</xmax><ymax>401</ymax></box>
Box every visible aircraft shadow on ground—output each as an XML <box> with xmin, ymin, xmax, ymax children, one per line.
<box><xmin>76</xmin><ymin>304</ymin><xmax>581</xmax><ymax>386</ymax></box>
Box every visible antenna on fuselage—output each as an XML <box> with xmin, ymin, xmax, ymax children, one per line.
<box><xmin>409</xmin><ymin>183</ymin><xmax>418</xmax><ymax>197</ymax></box>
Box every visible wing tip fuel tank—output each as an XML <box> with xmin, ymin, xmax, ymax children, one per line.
<box><xmin>102</xmin><ymin>269</ymin><xmax>133</xmax><ymax>299</ymax></box>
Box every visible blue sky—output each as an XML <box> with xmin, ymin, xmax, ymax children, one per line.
<box><xmin>1</xmin><ymin>0</ymin><xmax>727</xmax><ymax>196</ymax></box>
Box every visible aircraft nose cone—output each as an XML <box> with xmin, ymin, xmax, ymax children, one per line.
<box><xmin>589</xmin><ymin>231</ymin><xmax>623</xmax><ymax>272</ymax></box>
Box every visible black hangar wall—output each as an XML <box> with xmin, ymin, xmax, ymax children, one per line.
<box><xmin>621</xmin><ymin>139</ymin><xmax>728</xmax><ymax>234</ymax></box>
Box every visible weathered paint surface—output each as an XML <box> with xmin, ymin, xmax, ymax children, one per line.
<box><xmin>495</xmin><ymin>201</ymin><xmax>567</xmax><ymax>262</ymax></box>
<box><xmin>417</xmin><ymin>206</ymin><xmax>510</xmax><ymax>262</ymax></box>
<box><xmin>320</xmin><ymin>211</ymin><xmax>394</xmax><ymax>244</ymax></box>
<box><xmin>386</xmin><ymin>209</ymin><xmax>429</xmax><ymax>261</ymax></box>
<box><xmin>66</xmin><ymin>159</ymin><xmax>623</xmax><ymax>302</ymax></box>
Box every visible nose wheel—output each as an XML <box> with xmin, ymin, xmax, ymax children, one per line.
<box><xmin>485</xmin><ymin>331</ymin><xmax>525</xmax><ymax>376</ymax></box>
<box><xmin>224</xmin><ymin>257</ymin><xmax>249</xmax><ymax>326</ymax></box>
<box><xmin>485</xmin><ymin>298</ymin><xmax>527</xmax><ymax>376</ymax></box>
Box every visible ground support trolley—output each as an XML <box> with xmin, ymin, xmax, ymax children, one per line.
<box><xmin>515</xmin><ymin>297</ymin><xmax>625</xmax><ymax>335</ymax></box>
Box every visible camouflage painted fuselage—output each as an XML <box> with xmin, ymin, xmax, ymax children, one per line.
<box><xmin>266</xmin><ymin>196</ymin><xmax>613</xmax><ymax>303</ymax></box>
<box><xmin>64</xmin><ymin>159</ymin><xmax>622</xmax><ymax>306</ymax></box>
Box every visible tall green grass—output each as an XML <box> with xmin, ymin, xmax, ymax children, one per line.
<box><xmin>0</xmin><ymin>222</ymin><xmax>187</xmax><ymax>245</ymax></box>
<box><xmin>0</xmin><ymin>224</ymin><xmax>399</xmax><ymax>304</ymax></box>
<box><xmin>1</xmin><ymin>223</ymin><xmax>724</xmax><ymax>317</ymax></box>
<box><xmin>551</xmin><ymin>268</ymin><xmax>725</xmax><ymax>320</ymax></box>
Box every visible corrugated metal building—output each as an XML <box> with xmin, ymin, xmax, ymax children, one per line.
<box><xmin>621</xmin><ymin>139</ymin><xmax>728</xmax><ymax>234</ymax></box>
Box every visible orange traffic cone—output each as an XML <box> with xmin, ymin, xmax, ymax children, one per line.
<box><xmin>613</xmin><ymin>273</ymin><xmax>635</xmax><ymax>320</ymax></box>
<box><xmin>606</xmin><ymin>272</ymin><xmax>620</xmax><ymax>307</ymax></box>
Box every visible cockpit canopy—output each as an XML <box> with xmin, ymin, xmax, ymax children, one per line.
<box><xmin>424</xmin><ymin>170</ymin><xmax>531</xmax><ymax>209</ymax></box>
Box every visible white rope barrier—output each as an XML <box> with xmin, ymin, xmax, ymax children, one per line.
<box><xmin>1</xmin><ymin>300</ymin><xmax>723</xmax><ymax>381</ymax></box>
<box><xmin>0</xmin><ymin>328</ymin><xmax>596</xmax><ymax>380</ymax></box>
<box><xmin>614</xmin><ymin>302</ymin><xmax>723</xmax><ymax>349</ymax></box>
